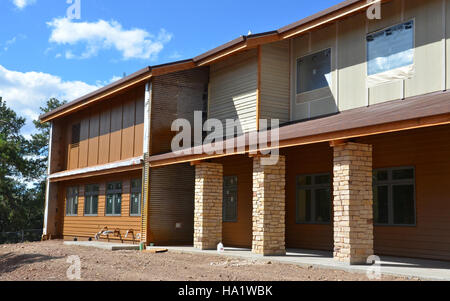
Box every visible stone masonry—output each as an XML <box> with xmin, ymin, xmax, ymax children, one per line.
<box><xmin>194</xmin><ymin>163</ymin><xmax>223</xmax><ymax>250</ymax></box>
<box><xmin>252</xmin><ymin>155</ymin><xmax>286</xmax><ymax>256</ymax></box>
<box><xmin>333</xmin><ymin>142</ymin><xmax>374</xmax><ymax>265</ymax></box>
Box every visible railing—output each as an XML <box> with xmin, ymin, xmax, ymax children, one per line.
<box><xmin>0</xmin><ymin>229</ymin><xmax>43</xmax><ymax>244</ymax></box>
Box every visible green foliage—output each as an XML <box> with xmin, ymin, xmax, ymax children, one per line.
<box><xmin>0</xmin><ymin>97</ymin><xmax>65</xmax><ymax>233</ymax></box>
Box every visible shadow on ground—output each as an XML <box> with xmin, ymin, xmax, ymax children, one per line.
<box><xmin>0</xmin><ymin>253</ymin><xmax>62</xmax><ymax>273</ymax></box>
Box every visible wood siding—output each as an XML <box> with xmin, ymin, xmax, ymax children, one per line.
<box><xmin>58</xmin><ymin>170</ymin><xmax>142</xmax><ymax>242</ymax></box>
<box><xmin>208</xmin><ymin>49</ymin><xmax>258</xmax><ymax>134</ymax></box>
<box><xmin>64</xmin><ymin>86</ymin><xmax>145</xmax><ymax>171</ymax></box>
<box><xmin>214</xmin><ymin>155</ymin><xmax>253</xmax><ymax>248</ymax></box>
<box><xmin>283</xmin><ymin>143</ymin><xmax>334</xmax><ymax>251</ymax></box>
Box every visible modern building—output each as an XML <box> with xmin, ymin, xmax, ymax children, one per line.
<box><xmin>40</xmin><ymin>0</ymin><xmax>450</xmax><ymax>264</ymax></box>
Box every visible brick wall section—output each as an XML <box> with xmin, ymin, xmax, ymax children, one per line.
<box><xmin>333</xmin><ymin>142</ymin><xmax>373</xmax><ymax>265</ymax></box>
<box><xmin>252</xmin><ymin>155</ymin><xmax>286</xmax><ymax>256</ymax></box>
<box><xmin>194</xmin><ymin>163</ymin><xmax>223</xmax><ymax>250</ymax></box>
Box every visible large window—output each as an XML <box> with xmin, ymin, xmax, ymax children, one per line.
<box><xmin>373</xmin><ymin>167</ymin><xmax>416</xmax><ymax>226</ymax></box>
<box><xmin>296</xmin><ymin>48</ymin><xmax>332</xmax><ymax>94</ymax></box>
<box><xmin>223</xmin><ymin>176</ymin><xmax>238</xmax><ymax>222</ymax></box>
<box><xmin>106</xmin><ymin>182</ymin><xmax>122</xmax><ymax>216</ymax></box>
<box><xmin>367</xmin><ymin>20</ymin><xmax>414</xmax><ymax>76</ymax></box>
<box><xmin>296</xmin><ymin>174</ymin><xmax>331</xmax><ymax>224</ymax></box>
<box><xmin>130</xmin><ymin>179</ymin><xmax>142</xmax><ymax>216</ymax></box>
<box><xmin>84</xmin><ymin>184</ymin><xmax>99</xmax><ymax>216</ymax></box>
<box><xmin>66</xmin><ymin>187</ymin><xmax>78</xmax><ymax>216</ymax></box>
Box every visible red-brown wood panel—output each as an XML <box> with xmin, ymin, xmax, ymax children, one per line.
<box><xmin>121</xmin><ymin>99</ymin><xmax>135</xmax><ymax>160</ymax></box>
<box><xmin>78</xmin><ymin>117</ymin><xmax>90</xmax><ymax>168</ymax></box>
<box><xmin>98</xmin><ymin>109</ymin><xmax>111</xmax><ymax>165</ymax></box>
<box><xmin>88</xmin><ymin>113</ymin><xmax>100</xmax><ymax>166</ymax></box>
<box><xmin>109</xmin><ymin>104</ymin><xmax>122</xmax><ymax>162</ymax></box>
<box><xmin>134</xmin><ymin>96</ymin><xmax>144</xmax><ymax>157</ymax></box>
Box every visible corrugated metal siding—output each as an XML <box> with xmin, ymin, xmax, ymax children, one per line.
<box><xmin>209</xmin><ymin>49</ymin><xmax>258</xmax><ymax>134</ymax></box>
<box><xmin>149</xmin><ymin>164</ymin><xmax>194</xmax><ymax>245</ymax></box>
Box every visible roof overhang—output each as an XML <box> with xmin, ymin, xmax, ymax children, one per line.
<box><xmin>40</xmin><ymin>0</ymin><xmax>387</xmax><ymax>123</ymax></box>
<box><xmin>148</xmin><ymin>91</ymin><xmax>450</xmax><ymax>168</ymax></box>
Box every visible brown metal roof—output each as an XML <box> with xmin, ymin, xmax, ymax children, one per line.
<box><xmin>40</xmin><ymin>0</ymin><xmax>379</xmax><ymax>122</ymax></box>
<box><xmin>148</xmin><ymin>91</ymin><xmax>450</xmax><ymax>167</ymax></box>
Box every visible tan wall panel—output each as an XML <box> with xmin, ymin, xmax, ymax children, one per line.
<box><xmin>109</xmin><ymin>104</ymin><xmax>123</xmax><ymax>162</ymax></box>
<box><xmin>88</xmin><ymin>113</ymin><xmax>100</xmax><ymax>166</ymax></box>
<box><xmin>78</xmin><ymin>117</ymin><xmax>90</xmax><ymax>168</ymax></box>
<box><xmin>121</xmin><ymin>99</ymin><xmax>136</xmax><ymax>160</ymax></box>
<box><xmin>134</xmin><ymin>97</ymin><xmax>145</xmax><ymax>157</ymax></box>
<box><xmin>98</xmin><ymin>109</ymin><xmax>111</xmax><ymax>165</ymax></box>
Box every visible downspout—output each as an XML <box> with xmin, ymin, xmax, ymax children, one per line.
<box><xmin>42</xmin><ymin>121</ymin><xmax>53</xmax><ymax>238</ymax></box>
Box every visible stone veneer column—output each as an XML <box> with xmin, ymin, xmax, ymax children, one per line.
<box><xmin>252</xmin><ymin>155</ymin><xmax>286</xmax><ymax>256</ymax></box>
<box><xmin>194</xmin><ymin>163</ymin><xmax>223</xmax><ymax>250</ymax></box>
<box><xmin>333</xmin><ymin>142</ymin><xmax>373</xmax><ymax>265</ymax></box>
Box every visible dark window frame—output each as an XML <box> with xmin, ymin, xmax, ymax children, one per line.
<box><xmin>84</xmin><ymin>184</ymin><xmax>99</xmax><ymax>216</ymax></box>
<box><xmin>130</xmin><ymin>179</ymin><xmax>142</xmax><ymax>217</ymax></box>
<box><xmin>223</xmin><ymin>176</ymin><xmax>238</xmax><ymax>223</ymax></box>
<box><xmin>105</xmin><ymin>182</ymin><xmax>122</xmax><ymax>217</ymax></box>
<box><xmin>295</xmin><ymin>173</ymin><xmax>332</xmax><ymax>225</ymax></box>
<box><xmin>66</xmin><ymin>186</ymin><xmax>79</xmax><ymax>216</ymax></box>
<box><xmin>373</xmin><ymin>167</ymin><xmax>416</xmax><ymax>227</ymax></box>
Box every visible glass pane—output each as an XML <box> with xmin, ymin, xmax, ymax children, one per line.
<box><xmin>393</xmin><ymin>185</ymin><xmax>415</xmax><ymax>225</ymax></box>
<box><xmin>114</xmin><ymin>194</ymin><xmax>122</xmax><ymax>215</ymax></box>
<box><xmin>297</xmin><ymin>48</ymin><xmax>331</xmax><ymax>93</ymax></box>
<box><xmin>85</xmin><ymin>185</ymin><xmax>92</xmax><ymax>193</ymax></box>
<box><xmin>115</xmin><ymin>182</ymin><xmax>122</xmax><ymax>191</ymax></box>
<box><xmin>392</xmin><ymin>168</ymin><xmax>414</xmax><ymax>180</ymax></box>
<box><xmin>92</xmin><ymin>185</ymin><xmax>99</xmax><ymax>193</ymax></box>
<box><xmin>315</xmin><ymin>175</ymin><xmax>330</xmax><ymax>185</ymax></box>
<box><xmin>106</xmin><ymin>195</ymin><xmax>114</xmax><ymax>215</ymax></box>
<box><xmin>107</xmin><ymin>183</ymin><xmax>114</xmax><ymax>191</ymax></box>
<box><xmin>374</xmin><ymin>170</ymin><xmax>388</xmax><ymax>182</ymax></box>
<box><xmin>315</xmin><ymin>188</ymin><xmax>331</xmax><ymax>223</ymax></box>
<box><xmin>297</xmin><ymin>189</ymin><xmax>311</xmax><ymax>222</ymax></box>
<box><xmin>91</xmin><ymin>195</ymin><xmax>98</xmax><ymax>215</ymax></box>
<box><xmin>374</xmin><ymin>185</ymin><xmax>389</xmax><ymax>224</ymax></box>
<box><xmin>297</xmin><ymin>175</ymin><xmax>312</xmax><ymax>186</ymax></box>
<box><xmin>130</xmin><ymin>193</ymin><xmax>141</xmax><ymax>215</ymax></box>
<box><xmin>131</xmin><ymin>179</ymin><xmax>141</xmax><ymax>190</ymax></box>
<box><xmin>84</xmin><ymin>196</ymin><xmax>91</xmax><ymax>215</ymax></box>
<box><xmin>367</xmin><ymin>21</ymin><xmax>414</xmax><ymax>75</ymax></box>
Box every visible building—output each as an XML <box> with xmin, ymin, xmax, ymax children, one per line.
<box><xmin>40</xmin><ymin>0</ymin><xmax>450</xmax><ymax>264</ymax></box>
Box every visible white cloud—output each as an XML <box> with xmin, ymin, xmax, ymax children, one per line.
<box><xmin>0</xmin><ymin>64</ymin><xmax>100</xmax><ymax>136</ymax></box>
<box><xmin>12</xmin><ymin>0</ymin><xmax>36</xmax><ymax>10</ymax></box>
<box><xmin>47</xmin><ymin>18</ymin><xmax>173</xmax><ymax>60</ymax></box>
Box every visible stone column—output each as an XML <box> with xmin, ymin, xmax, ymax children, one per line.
<box><xmin>252</xmin><ymin>155</ymin><xmax>286</xmax><ymax>256</ymax></box>
<box><xmin>333</xmin><ymin>142</ymin><xmax>373</xmax><ymax>265</ymax></box>
<box><xmin>194</xmin><ymin>163</ymin><xmax>223</xmax><ymax>250</ymax></box>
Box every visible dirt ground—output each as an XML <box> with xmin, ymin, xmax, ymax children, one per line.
<box><xmin>0</xmin><ymin>240</ymin><xmax>415</xmax><ymax>281</ymax></box>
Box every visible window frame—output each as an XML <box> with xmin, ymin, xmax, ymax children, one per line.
<box><xmin>66</xmin><ymin>186</ymin><xmax>79</xmax><ymax>217</ymax></box>
<box><xmin>105</xmin><ymin>182</ymin><xmax>122</xmax><ymax>217</ymax></box>
<box><xmin>223</xmin><ymin>175</ymin><xmax>238</xmax><ymax>223</ymax></box>
<box><xmin>373</xmin><ymin>166</ymin><xmax>416</xmax><ymax>227</ymax></box>
<box><xmin>71</xmin><ymin>123</ymin><xmax>81</xmax><ymax>147</ymax></box>
<box><xmin>295</xmin><ymin>47</ymin><xmax>333</xmax><ymax>96</ymax></box>
<box><xmin>130</xmin><ymin>179</ymin><xmax>142</xmax><ymax>217</ymax></box>
<box><xmin>84</xmin><ymin>184</ymin><xmax>99</xmax><ymax>216</ymax></box>
<box><xmin>366</xmin><ymin>19</ymin><xmax>415</xmax><ymax>77</ymax></box>
<box><xmin>295</xmin><ymin>173</ymin><xmax>332</xmax><ymax>225</ymax></box>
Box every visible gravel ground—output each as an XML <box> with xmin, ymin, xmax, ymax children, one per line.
<box><xmin>0</xmin><ymin>240</ymin><xmax>415</xmax><ymax>281</ymax></box>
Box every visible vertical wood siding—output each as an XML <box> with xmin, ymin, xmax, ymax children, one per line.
<box><xmin>208</xmin><ymin>49</ymin><xmax>258</xmax><ymax>134</ymax></box>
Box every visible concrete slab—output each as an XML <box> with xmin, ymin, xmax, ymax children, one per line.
<box><xmin>64</xmin><ymin>241</ymin><xmax>139</xmax><ymax>251</ymax></box>
<box><xmin>159</xmin><ymin>246</ymin><xmax>450</xmax><ymax>281</ymax></box>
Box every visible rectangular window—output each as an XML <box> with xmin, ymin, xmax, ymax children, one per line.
<box><xmin>66</xmin><ymin>187</ymin><xmax>78</xmax><ymax>216</ymax></box>
<box><xmin>296</xmin><ymin>174</ymin><xmax>331</xmax><ymax>224</ymax></box>
<box><xmin>84</xmin><ymin>184</ymin><xmax>99</xmax><ymax>216</ymax></box>
<box><xmin>130</xmin><ymin>179</ymin><xmax>142</xmax><ymax>216</ymax></box>
<box><xmin>71</xmin><ymin>123</ymin><xmax>81</xmax><ymax>146</ymax></box>
<box><xmin>367</xmin><ymin>20</ymin><xmax>414</xmax><ymax>76</ymax></box>
<box><xmin>296</xmin><ymin>48</ymin><xmax>332</xmax><ymax>94</ymax></box>
<box><xmin>223</xmin><ymin>176</ymin><xmax>238</xmax><ymax>222</ymax></box>
<box><xmin>106</xmin><ymin>182</ymin><xmax>122</xmax><ymax>216</ymax></box>
<box><xmin>373</xmin><ymin>167</ymin><xmax>416</xmax><ymax>226</ymax></box>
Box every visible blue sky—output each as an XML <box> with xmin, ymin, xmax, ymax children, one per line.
<box><xmin>0</xmin><ymin>0</ymin><xmax>341</xmax><ymax>136</ymax></box>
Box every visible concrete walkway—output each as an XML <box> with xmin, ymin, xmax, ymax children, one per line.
<box><xmin>64</xmin><ymin>241</ymin><xmax>139</xmax><ymax>251</ymax></box>
<box><xmin>160</xmin><ymin>246</ymin><xmax>450</xmax><ymax>281</ymax></box>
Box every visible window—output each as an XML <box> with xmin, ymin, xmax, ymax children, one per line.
<box><xmin>296</xmin><ymin>174</ymin><xmax>331</xmax><ymax>224</ymax></box>
<box><xmin>296</xmin><ymin>48</ymin><xmax>331</xmax><ymax>94</ymax></box>
<box><xmin>66</xmin><ymin>187</ymin><xmax>78</xmax><ymax>216</ymax></box>
<box><xmin>130</xmin><ymin>179</ymin><xmax>142</xmax><ymax>216</ymax></box>
<box><xmin>84</xmin><ymin>184</ymin><xmax>99</xmax><ymax>216</ymax></box>
<box><xmin>367</xmin><ymin>20</ymin><xmax>414</xmax><ymax>76</ymax></box>
<box><xmin>106</xmin><ymin>182</ymin><xmax>122</xmax><ymax>216</ymax></box>
<box><xmin>373</xmin><ymin>167</ymin><xmax>416</xmax><ymax>226</ymax></box>
<box><xmin>71</xmin><ymin>123</ymin><xmax>81</xmax><ymax>146</ymax></box>
<box><xmin>223</xmin><ymin>176</ymin><xmax>238</xmax><ymax>222</ymax></box>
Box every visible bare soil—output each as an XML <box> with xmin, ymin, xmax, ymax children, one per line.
<box><xmin>0</xmin><ymin>240</ymin><xmax>415</xmax><ymax>281</ymax></box>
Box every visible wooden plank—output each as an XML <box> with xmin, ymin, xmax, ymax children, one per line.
<box><xmin>99</xmin><ymin>109</ymin><xmax>111</xmax><ymax>165</ymax></box>
<box><xmin>78</xmin><ymin>117</ymin><xmax>90</xmax><ymax>168</ymax></box>
<box><xmin>121</xmin><ymin>99</ymin><xmax>136</xmax><ymax>159</ymax></box>
<box><xmin>88</xmin><ymin>113</ymin><xmax>100</xmax><ymax>166</ymax></box>
<box><xmin>109</xmin><ymin>104</ymin><xmax>123</xmax><ymax>162</ymax></box>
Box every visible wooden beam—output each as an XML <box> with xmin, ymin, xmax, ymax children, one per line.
<box><xmin>329</xmin><ymin>139</ymin><xmax>349</xmax><ymax>147</ymax></box>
